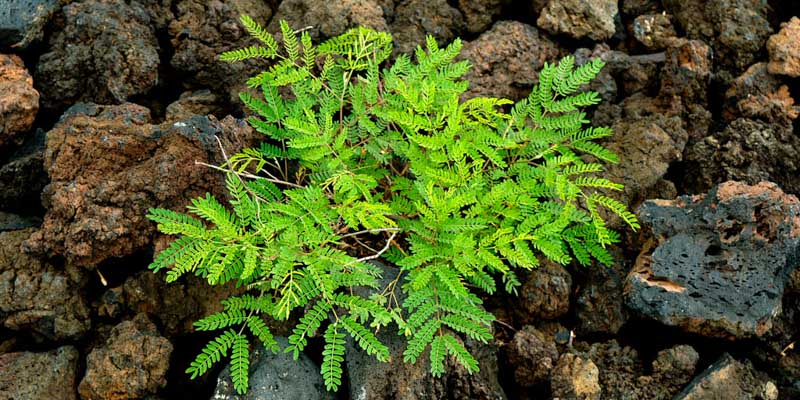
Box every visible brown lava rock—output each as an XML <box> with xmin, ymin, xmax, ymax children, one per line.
<box><xmin>270</xmin><ymin>0</ymin><xmax>387</xmax><ymax>41</ymax></box>
<box><xmin>0</xmin><ymin>229</ymin><xmax>90</xmax><ymax>341</ymax></box>
<box><xmin>165</xmin><ymin>90</ymin><xmax>225</xmax><ymax>122</ymax></box>
<box><xmin>536</xmin><ymin>0</ymin><xmax>618</xmax><ymax>41</ymax></box>
<box><xmin>674</xmin><ymin>354</ymin><xmax>778</xmax><ymax>400</ymax></box>
<box><xmin>461</xmin><ymin>21</ymin><xmax>561</xmax><ymax>101</ymax></box>
<box><xmin>551</xmin><ymin>353</ymin><xmax>601</xmax><ymax>400</ymax></box>
<box><xmin>79</xmin><ymin>314</ymin><xmax>173</xmax><ymax>400</ymax></box>
<box><xmin>723</xmin><ymin>63</ymin><xmax>799</xmax><ymax>125</ymax></box>
<box><xmin>632</xmin><ymin>13</ymin><xmax>677</xmax><ymax>50</ymax></box>
<box><xmin>767</xmin><ymin>17</ymin><xmax>800</xmax><ymax>77</ymax></box>
<box><xmin>0</xmin><ymin>346</ymin><xmax>79</xmax><ymax>400</ymax></box>
<box><xmin>23</xmin><ymin>102</ymin><xmax>255</xmax><ymax>267</ymax></box>
<box><xmin>389</xmin><ymin>0</ymin><xmax>465</xmax><ymax>55</ymax></box>
<box><xmin>457</xmin><ymin>0</ymin><xmax>508</xmax><ymax>34</ymax></box>
<box><xmin>0</xmin><ymin>54</ymin><xmax>38</xmax><ymax>151</ymax></box>
<box><xmin>35</xmin><ymin>0</ymin><xmax>159</xmax><ymax>110</ymax></box>
<box><xmin>506</xmin><ymin>325</ymin><xmax>559</xmax><ymax>387</ymax></box>
<box><xmin>514</xmin><ymin>260</ymin><xmax>572</xmax><ymax>324</ymax></box>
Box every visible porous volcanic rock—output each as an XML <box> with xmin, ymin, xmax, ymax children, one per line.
<box><xmin>537</xmin><ymin>0</ymin><xmax>618</xmax><ymax>41</ymax></box>
<box><xmin>684</xmin><ymin>119</ymin><xmax>800</xmax><ymax>195</ymax></box>
<box><xmin>168</xmin><ymin>0</ymin><xmax>273</xmax><ymax>105</ymax></box>
<box><xmin>0</xmin><ymin>128</ymin><xmax>47</xmax><ymax>214</ymax></box>
<box><xmin>213</xmin><ymin>337</ymin><xmax>334</xmax><ymax>400</ymax></box>
<box><xmin>514</xmin><ymin>261</ymin><xmax>572</xmax><ymax>324</ymax></box>
<box><xmin>0</xmin><ymin>229</ymin><xmax>90</xmax><ymax>341</ymax></box>
<box><xmin>506</xmin><ymin>325</ymin><xmax>559</xmax><ymax>387</ymax></box>
<box><xmin>35</xmin><ymin>0</ymin><xmax>159</xmax><ymax>110</ymax></box>
<box><xmin>660</xmin><ymin>38</ymin><xmax>712</xmax><ymax>106</ymax></box>
<box><xmin>78</xmin><ymin>314</ymin><xmax>173</xmax><ymax>400</ymax></box>
<box><xmin>626</xmin><ymin>181</ymin><xmax>800</xmax><ymax>339</ymax></box>
<box><xmin>269</xmin><ymin>0</ymin><xmax>387</xmax><ymax>41</ymax></box>
<box><xmin>0</xmin><ymin>0</ymin><xmax>59</xmax><ymax>49</ymax></box>
<box><xmin>674</xmin><ymin>354</ymin><xmax>778</xmax><ymax>400</ymax></box>
<box><xmin>632</xmin><ymin>13</ymin><xmax>677</xmax><ymax>50</ymax></box>
<box><xmin>621</xmin><ymin>0</ymin><xmax>660</xmax><ymax>15</ymax></box>
<box><xmin>574</xmin><ymin>256</ymin><xmax>628</xmax><ymax>335</ymax></box>
<box><xmin>457</xmin><ymin>0</ymin><xmax>508</xmax><ymax>34</ymax></box>
<box><xmin>767</xmin><ymin>16</ymin><xmax>800</xmax><ymax>77</ymax></box>
<box><xmin>722</xmin><ymin>63</ymin><xmax>799</xmax><ymax>125</ymax></box>
<box><xmin>165</xmin><ymin>90</ymin><xmax>225</xmax><ymax>122</ymax></box>
<box><xmin>23</xmin><ymin>102</ymin><xmax>256</xmax><ymax>267</ymax></box>
<box><xmin>551</xmin><ymin>353</ymin><xmax>601</xmax><ymax>400</ymax></box>
<box><xmin>389</xmin><ymin>0</ymin><xmax>465</xmax><ymax>55</ymax></box>
<box><xmin>0</xmin><ymin>54</ymin><xmax>38</xmax><ymax>151</ymax></box>
<box><xmin>461</xmin><ymin>21</ymin><xmax>561</xmax><ymax>101</ymax></box>
<box><xmin>0</xmin><ymin>346</ymin><xmax>79</xmax><ymax>400</ymax></box>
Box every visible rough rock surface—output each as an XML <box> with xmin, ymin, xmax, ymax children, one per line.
<box><xmin>165</xmin><ymin>90</ymin><xmax>225</xmax><ymax>122</ymax></box>
<box><xmin>270</xmin><ymin>0</ymin><xmax>387</xmax><ymax>41</ymax></box>
<box><xmin>0</xmin><ymin>54</ymin><xmax>38</xmax><ymax>150</ymax></box>
<box><xmin>0</xmin><ymin>346</ymin><xmax>79</xmax><ymax>400</ymax></box>
<box><xmin>551</xmin><ymin>353</ymin><xmax>601</xmax><ymax>400</ymax></box>
<box><xmin>457</xmin><ymin>0</ymin><xmax>508</xmax><ymax>33</ymax></box>
<box><xmin>574</xmin><ymin>256</ymin><xmax>628</xmax><ymax>335</ymax></box>
<box><xmin>35</xmin><ymin>0</ymin><xmax>160</xmax><ymax>110</ymax></box>
<box><xmin>632</xmin><ymin>13</ymin><xmax>676</xmax><ymax>50</ymax></box>
<box><xmin>79</xmin><ymin>314</ymin><xmax>173</xmax><ymax>400</ymax></box>
<box><xmin>213</xmin><ymin>336</ymin><xmax>333</xmax><ymax>400</ymax></box>
<box><xmin>722</xmin><ymin>63</ymin><xmax>798</xmax><ymax>125</ymax></box>
<box><xmin>389</xmin><ymin>0</ymin><xmax>464</xmax><ymax>55</ymax></box>
<box><xmin>0</xmin><ymin>0</ymin><xmax>59</xmax><ymax>49</ymax></box>
<box><xmin>767</xmin><ymin>16</ymin><xmax>800</xmax><ymax>77</ymax></box>
<box><xmin>461</xmin><ymin>21</ymin><xmax>561</xmax><ymax>101</ymax></box>
<box><xmin>537</xmin><ymin>0</ymin><xmax>618</xmax><ymax>41</ymax></box>
<box><xmin>514</xmin><ymin>261</ymin><xmax>572</xmax><ymax>324</ymax></box>
<box><xmin>684</xmin><ymin>119</ymin><xmax>800</xmax><ymax>195</ymax></box>
<box><xmin>168</xmin><ymin>0</ymin><xmax>273</xmax><ymax>105</ymax></box>
<box><xmin>23</xmin><ymin>102</ymin><xmax>255</xmax><ymax>267</ymax></box>
<box><xmin>621</xmin><ymin>0</ymin><xmax>660</xmax><ymax>15</ymax></box>
<box><xmin>626</xmin><ymin>181</ymin><xmax>800</xmax><ymax>339</ymax></box>
<box><xmin>660</xmin><ymin>38</ymin><xmax>712</xmax><ymax>106</ymax></box>
<box><xmin>0</xmin><ymin>211</ymin><xmax>39</xmax><ymax>231</ymax></box>
<box><xmin>674</xmin><ymin>354</ymin><xmax>778</xmax><ymax>400</ymax></box>
<box><xmin>0</xmin><ymin>229</ymin><xmax>90</xmax><ymax>341</ymax></box>
<box><xmin>506</xmin><ymin>325</ymin><xmax>559</xmax><ymax>387</ymax></box>
<box><xmin>0</xmin><ymin>129</ymin><xmax>47</xmax><ymax>214</ymax></box>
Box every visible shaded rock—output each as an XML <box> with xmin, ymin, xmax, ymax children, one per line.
<box><xmin>652</xmin><ymin>345</ymin><xmax>699</xmax><ymax>381</ymax></box>
<box><xmin>457</xmin><ymin>0</ymin><xmax>509</xmax><ymax>34</ymax></box>
<box><xmin>684</xmin><ymin>119</ymin><xmax>800</xmax><ymax>195</ymax></box>
<box><xmin>23</xmin><ymin>103</ymin><xmax>256</xmax><ymax>267</ymax></box>
<box><xmin>621</xmin><ymin>0</ymin><xmax>660</xmax><ymax>16</ymax></box>
<box><xmin>0</xmin><ymin>211</ymin><xmax>39</xmax><ymax>231</ymax></box>
<box><xmin>270</xmin><ymin>0</ymin><xmax>387</xmax><ymax>41</ymax></box>
<box><xmin>514</xmin><ymin>261</ymin><xmax>571</xmax><ymax>324</ymax></box>
<box><xmin>390</xmin><ymin>0</ymin><xmax>464</xmax><ymax>55</ymax></box>
<box><xmin>505</xmin><ymin>325</ymin><xmax>558</xmax><ymax>387</ymax></box>
<box><xmin>35</xmin><ymin>0</ymin><xmax>159</xmax><ymax>110</ymax></box>
<box><xmin>213</xmin><ymin>336</ymin><xmax>333</xmax><ymax>400</ymax></box>
<box><xmin>79</xmin><ymin>314</ymin><xmax>173</xmax><ymax>400</ymax></box>
<box><xmin>723</xmin><ymin>63</ymin><xmax>799</xmax><ymax>125</ymax></box>
<box><xmin>626</xmin><ymin>181</ymin><xmax>800</xmax><ymax>339</ymax></box>
<box><xmin>461</xmin><ymin>21</ymin><xmax>561</xmax><ymax>101</ymax></box>
<box><xmin>767</xmin><ymin>17</ymin><xmax>800</xmax><ymax>77</ymax></box>
<box><xmin>660</xmin><ymin>38</ymin><xmax>712</xmax><ymax>106</ymax></box>
<box><xmin>0</xmin><ymin>128</ymin><xmax>47</xmax><ymax>214</ymax></box>
<box><xmin>0</xmin><ymin>229</ymin><xmax>90</xmax><ymax>341</ymax></box>
<box><xmin>537</xmin><ymin>0</ymin><xmax>618</xmax><ymax>41</ymax></box>
<box><xmin>663</xmin><ymin>0</ymin><xmax>771</xmax><ymax>73</ymax></box>
<box><xmin>0</xmin><ymin>54</ymin><xmax>38</xmax><ymax>151</ymax></box>
<box><xmin>633</xmin><ymin>14</ymin><xmax>677</xmax><ymax>50</ymax></box>
<box><xmin>551</xmin><ymin>353</ymin><xmax>601</xmax><ymax>400</ymax></box>
<box><xmin>574</xmin><ymin>256</ymin><xmax>628</xmax><ymax>335</ymax></box>
<box><xmin>165</xmin><ymin>89</ymin><xmax>225</xmax><ymax>122</ymax></box>
<box><xmin>0</xmin><ymin>346</ymin><xmax>78</xmax><ymax>400</ymax></box>
<box><xmin>0</xmin><ymin>0</ymin><xmax>59</xmax><ymax>49</ymax></box>
<box><xmin>168</xmin><ymin>0</ymin><xmax>273</xmax><ymax>105</ymax></box>
<box><xmin>674</xmin><ymin>354</ymin><xmax>778</xmax><ymax>400</ymax></box>
<box><xmin>576</xmin><ymin>44</ymin><xmax>664</xmax><ymax>98</ymax></box>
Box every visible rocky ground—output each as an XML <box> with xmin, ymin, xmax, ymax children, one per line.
<box><xmin>1</xmin><ymin>0</ymin><xmax>800</xmax><ymax>399</ymax></box>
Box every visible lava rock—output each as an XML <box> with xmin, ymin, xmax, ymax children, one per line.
<box><xmin>213</xmin><ymin>337</ymin><xmax>334</xmax><ymax>400</ymax></box>
<box><xmin>684</xmin><ymin>119</ymin><xmax>800</xmax><ymax>195</ymax></box>
<box><xmin>626</xmin><ymin>181</ymin><xmax>800</xmax><ymax>339</ymax></box>
<box><xmin>0</xmin><ymin>211</ymin><xmax>39</xmax><ymax>231</ymax></box>
<box><xmin>0</xmin><ymin>0</ymin><xmax>59</xmax><ymax>49</ymax></box>
<box><xmin>514</xmin><ymin>261</ymin><xmax>572</xmax><ymax>324</ymax></box>
<box><xmin>23</xmin><ymin>103</ymin><xmax>256</xmax><ymax>267</ymax></box>
<box><xmin>551</xmin><ymin>353</ymin><xmax>601</xmax><ymax>400</ymax></box>
<box><xmin>652</xmin><ymin>345</ymin><xmax>699</xmax><ymax>381</ymax></box>
<box><xmin>0</xmin><ymin>346</ymin><xmax>79</xmax><ymax>400</ymax></box>
<box><xmin>574</xmin><ymin>256</ymin><xmax>628</xmax><ymax>335</ymax></box>
<box><xmin>621</xmin><ymin>0</ymin><xmax>660</xmax><ymax>16</ymax></box>
<box><xmin>537</xmin><ymin>0</ymin><xmax>618</xmax><ymax>41</ymax></box>
<box><xmin>389</xmin><ymin>0</ymin><xmax>465</xmax><ymax>55</ymax></box>
<box><xmin>270</xmin><ymin>0</ymin><xmax>387</xmax><ymax>41</ymax></box>
<box><xmin>0</xmin><ymin>229</ymin><xmax>90</xmax><ymax>341</ymax></box>
<box><xmin>660</xmin><ymin>38</ymin><xmax>712</xmax><ymax>106</ymax></box>
<box><xmin>767</xmin><ymin>17</ymin><xmax>800</xmax><ymax>77</ymax></box>
<box><xmin>461</xmin><ymin>21</ymin><xmax>561</xmax><ymax>101</ymax></box>
<box><xmin>165</xmin><ymin>90</ymin><xmax>225</xmax><ymax>122</ymax></box>
<box><xmin>506</xmin><ymin>325</ymin><xmax>559</xmax><ymax>387</ymax></box>
<box><xmin>722</xmin><ymin>63</ymin><xmax>798</xmax><ymax>125</ymax></box>
<box><xmin>457</xmin><ymin>0</ymin><xmax>508</xmax><ymax>34</ymax></box>
<box><xmin>168</xmin><ymin>0</ymin><xmax>273</xmax><ymax>105</ymax></box>
<box><xmin>0</xmin><ymin>54</ymin><xmax>38</xmax><ymax>151</ymax></box>
<box><xmin>0</xmin><ymin>128</ymin><xmax>47</xmax><ymax>214</ymax></box>
<box><xmin>632</xmin><ymin>14</ymin><xmax>677</xmax><ymax>50</ymax></box>
<box><xmin>79</xmin><ymin>314</ymin><xmax>173</xmax><ymax>400</ymax></box>
<box><xmin>35</xmin><ymin>0</ymin><xmax>159</xmax><ymax>110</ymax></box>
<box><xmin>674</xmin><ymin>354</ymin><xmax>779</xmax><ymax>400</ymax></box>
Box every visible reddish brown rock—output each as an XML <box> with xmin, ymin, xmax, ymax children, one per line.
<box><xmin>0</xmin><ymin>54</ymin><xmax>38</xmax><ymax>150</ymax></box>
<box><xmin>0</xmin><ymin>229</ymin><xmax>90</xmax><ymax>341</ymax></box>
<box><xmin>79</xmin><ymin>314</ymin><xmax>173</xmax><ymax>400</ymax></box>
<box><xmin>389</xmin><ymin>0</ymin><xmax>465</xmax><ymax>55</ymax></box>
<box><xmin>660</xmin><ymin>38</ymin><xmax>712</xmax><ymax>105</ymax></box>
<box><xmin>767</xmin><ymin>17</ymin><xmax>800</xmax><ymax>77</ymax></box>
<box><xmin>269</xmin><ymin>0</ymin><xmax>386</xmax><ymax>41</ymax></box>
<box><xmin>461</xmin><ymin>21</ymin><xmax>562</xmax><ymax>101</ymax></box>
<box><xmin>674</xmin><ymin>354</ymin><xmax>778</xmax><ymax>400</ymax></box>
<box><xmin>0</xmin><ymin>346</ymin><xmax>79</xmax><ymax>400</ymax></box>
<box><xmin>23</xmin><ymin>103</ymin><xmax>256</xmax><ymax>268</ymax></box>
<box><xmin>551</xmin><ymin>353</ymin><xmax>601</xmax><ymax>400</ymax></box>
<box><xmin>633</xmin><ymin>14</ymin><xmax>677</xmax><ymax>49</ymax></box>
<box><xmin>506</xmin><ymin>325</ymin><xmax>559</xmax><ymax>387</ymax></box>
<box><xmin>537</xmin><ymin>0</ymin><xmax>618</xmax><ymax>41</ymax></box>
<box><xmin>165</xmin><ymin>90</ymin><xmax>225</xmax><ymax>122</ymax></box>
<box><xmin>457</xmin><ymin>0</ymin><xmax>508</xmax><ymax>33</ymax></box>
<box><xmin>514</xmin><ymin>261</ymin><xmax>572</xmax><ymax>324</ymax></box>
<box><xmin>723</xmin><ymin>63</ymin><xmax>799</xmax><ymax>125</ymax></box>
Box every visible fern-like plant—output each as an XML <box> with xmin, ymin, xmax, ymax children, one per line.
<box><xmin>147</xmin><ymin>15</ymin><xmax>639</xmax><ymax>394</ymax></box>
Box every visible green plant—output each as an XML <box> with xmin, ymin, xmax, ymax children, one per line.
<box><xmin>147</xmin><ymin>16</ymin><xmax>639</xmax><ymax>394</ymax></box>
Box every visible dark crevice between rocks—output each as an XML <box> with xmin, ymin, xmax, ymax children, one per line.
<box><xmin>161</xmin><ymin>330</ymin><xmax>227</xmax><ymax>399</ymax></box>
<box><xmin>128</xmin><ymin>27</ymin><xmax>185</xmax><ymax>124</ymax></box>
